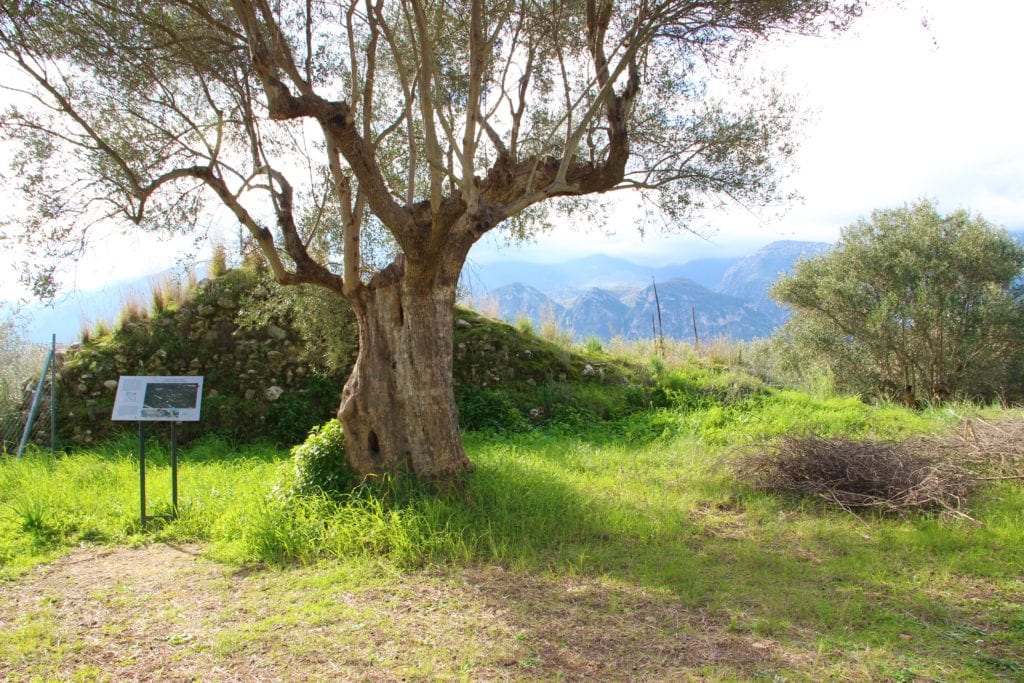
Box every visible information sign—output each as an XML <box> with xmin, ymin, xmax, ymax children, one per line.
<box><xmin>111</xmin><ymin>376</ymin><xmax>204</xmax><ymax>422</ymax></box>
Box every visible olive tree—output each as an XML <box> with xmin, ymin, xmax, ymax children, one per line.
<box><xmin>772</xmin><ymin>200</ymin><xmax>1024</xmax><ymax>404</ymax></box>
<box><xmin>1</xmin><ymin>0</ymin><xmax>862</xmax><ymax>482</ymax></box>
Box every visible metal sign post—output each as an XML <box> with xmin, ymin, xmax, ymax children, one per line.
<box><xmin>16</xmin><ymin>344</ymin><xmax>54</xmax><ymax>458</ymax></box>
<box><xmin>114</xmin><ymin>376</ymin><xmax>203</xmax><ymax>528</ymax></box>
<box><xmin>138</xmin><ymin>421</ymin><xmax>147</xmax><ymax>527</ymax></box>
<box><xmin>136</xmin><ymin>420</ymin><xmax>182</xmax><ymax>527</ymax></box>
<box><xmin>171</xmin><ymin>421</ymin><xmax>178</xmax><ymax>513</ymax></box>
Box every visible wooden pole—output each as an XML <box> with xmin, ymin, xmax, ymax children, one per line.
<box><xmin>691</xmin><ymin>305</ymin><xmax>700</xmax><ymax>353</ymax></box>
<box><xmin>652</xmin><ymin>278</ymin><xmax>665</xmax><ymax>356</ymax></box>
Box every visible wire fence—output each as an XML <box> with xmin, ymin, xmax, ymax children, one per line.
<box><xmin>1</xmin><ymin>335</ymin><xmax>58</xmax><ymax>456</ymax></box>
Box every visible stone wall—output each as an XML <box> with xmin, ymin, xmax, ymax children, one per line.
<box><xmin>55</xmin><ymin>269</ymin><xmax>637</xmax><ymax>447</ymax></box>
<box><xmin>57</xmin><ymin>269</ymin><xmax>345</xmax><ymax>446</ymax></box>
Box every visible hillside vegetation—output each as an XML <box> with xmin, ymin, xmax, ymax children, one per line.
<box><xmin>52</xmin><ymin>266</ymin><xmax>654</xmax><ymax>447</ymax></box>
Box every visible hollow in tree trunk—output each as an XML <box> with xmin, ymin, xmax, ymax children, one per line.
<box><xmin>338</xmin><ymin>255</ymin><xmax>472</xmax><ymax>482</ymax></box>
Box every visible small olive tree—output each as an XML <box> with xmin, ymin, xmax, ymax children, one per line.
<box><xmin>772</xmin><ymin>200</ymin><xmax>1024</xmax><ymax>404</ymax></box>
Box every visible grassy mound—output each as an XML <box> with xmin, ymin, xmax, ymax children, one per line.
<box><xmin>57</xmin><ymin>269</ymin><xmax>345</xmax><ymax>446</ymax></box>
<box><xmin>54</xmin><ymin>269</ymin><xmax>658</xmax><ymax>446</ymax></box>
<box><xmin>452</xmin><ymin>308</ymin><xmax>657</xmax><ymax>431</ymax></box>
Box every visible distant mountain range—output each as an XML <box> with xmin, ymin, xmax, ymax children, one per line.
<box><xmin>19</xmin><ymin>230</ymin><xmax>1024</xmax><ymax>345</ymax></box>
<box><xmin>17</xmin><ymin>268</ymin><xmax>203</xmax><ymax>345</ymax></box>
<box><xmin>15</xmin><ymin>240</ymin><xmax>830</xmax><ymax>345</ymax></box>
<box><xmin>465</xmin><ymin>240</ymin><xmax>832</xmax><ymax>341</ymax></box>
<box><xmin>462</xmin><ymin>252</ymin><xmax>738</xmax><ymax>295</ymax></box>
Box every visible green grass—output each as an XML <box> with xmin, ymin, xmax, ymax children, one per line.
<box><xmin>1</xmin><ymin>393</ymin><xmax>1022</xmax><ymax>679</ymax></box>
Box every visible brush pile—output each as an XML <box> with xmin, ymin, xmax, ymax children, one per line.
<box><xmin>732</xmin><ymin>419</ymin><xmax>1024</xmax><ymax>518</ymax></box>
<box><xmin>928</xmin><ymin>418</ymin><xmax>1024</xmax><ymax>479</ymax></box>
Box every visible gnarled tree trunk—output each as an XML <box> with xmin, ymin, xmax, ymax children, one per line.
<box><xmin>338</xmin><ymin>254</ymin><xmax>472</xmax><ymax>481</ymax></box>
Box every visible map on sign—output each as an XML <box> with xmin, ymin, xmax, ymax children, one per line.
<box><xmin>111</xmin><ymin>376</ymin><xmax>204</xmax><ymax>422</ymax></box>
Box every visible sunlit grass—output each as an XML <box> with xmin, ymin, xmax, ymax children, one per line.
<box><xmin>2</xmin><ymin>396</ymin><xmax>1022</xmax><ymax>679</ymax></box>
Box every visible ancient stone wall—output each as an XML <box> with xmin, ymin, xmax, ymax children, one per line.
<box><xmin>57</xmin><ymin>269</ymin><xmax>344</xmax><ymax>446</ymax></box>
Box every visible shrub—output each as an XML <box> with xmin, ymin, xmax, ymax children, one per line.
<box><xmin>772</xmin><ymin>200</ymin><xmax>1024</xmax><ymax>404</ymax></box>
<box><xmin>210</xmin><ymin>243</ymin><xmax>229</xmax><ymax>277</ymax></box>
<box><xmin>151</xmin><ymin>282</ymin><xmax>168</xmax><ymax>313</ymax></box>
<box><xmin>266</xmin><ymin>375</ymin><xmax>340</xmax><ymax>446</ymax></box>
<box><xmin>291</xmin><ymin>419</ymin><xmax>357</xmax><ymax>496</ymax></box>
<box><xmin>151</xmin><ymin>274</ymin><xmax>191</xmax><ymax>314</ymax></box>
<box><xmin>539</xmin><ymin>305</ymin><xmax>570</xmax><ymax>344</ymax></box>
<box><xmin>740</xmin><ymin>335</ymin><xmax>835</xmax><ymax>396</ymax></box>
<box><xmin>201</xmin><ymin>395</ymin><xmax>268</xmax><ymax>442</ymax></box>
<box><xmin>117</xmin><ymin>294</ymin><xmax>148</xmax><ymax>328</ymax></box>
<box><xmin>659</xmin><ymin>367</ymin><xmax>766</xmax><ymax>412</ymax></box>
<box><xmin>515</xmin><ymin>316</ymin><xmax>535</xmax><ymax>336</ymax></box>
<box><xmin>455</xmin><ymin>387</ymin><xmax>530</xmax><ymax>433</ymax></box>
<box><xmin>91</xmin><ymin>318</ymin><xmax>112</xmax><ymax>340</ymax></box>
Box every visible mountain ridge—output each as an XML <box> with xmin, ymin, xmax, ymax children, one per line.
<box><xmin>470</xmin><ymin>240</ymin><xmax>832</xmax><ymax>341</ymax></box>
<box><xmin>14</xmin><ymin>240</ymin><xmax>831</xmax><ymax>344</ymax></box>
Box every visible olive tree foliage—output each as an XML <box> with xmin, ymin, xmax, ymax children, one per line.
<box><xmin>772</xmin><ymin>200</ymin><xmax>1024</xmax><ymax>404</ymax></box>
<box><xmin>0</xmin><ymin>0</ymin><xmax>863</xmax><ymax>481</ymax></box>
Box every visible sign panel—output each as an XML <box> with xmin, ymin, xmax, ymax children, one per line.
<box><xmin>111</xmin><ymin>376</ymin><xmax>204</xmax><ymax>422</ymax></box>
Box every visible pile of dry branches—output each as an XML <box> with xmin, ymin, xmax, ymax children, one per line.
<box><xmin>926</xmin><ymin>418</ymin><xmax>1024</xmax><ymax>480</ymax></box>
<box><xmin>732</xmin><ymin>436</ymin><xmax>975</xmax><ymax>517</ymax></box>
<box><xmin>731</xmin><ymin>418</ymin><xmax>1024</xmax><ymax>518</ymax></box>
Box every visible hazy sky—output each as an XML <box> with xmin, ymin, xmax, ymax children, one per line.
<box><xmin>3</xmin><ymin>0</ymin><xmax>1023</xmax><ymax>299</ymax></box>
<box><xmin>473</xmin><ymin>0</ymin><xmax>1024</xmax><ymax>264</ymax></box>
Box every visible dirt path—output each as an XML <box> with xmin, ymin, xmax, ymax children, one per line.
<box><xmin>0</xmin><ymin>544</ymin><xmax>780</xmax><ymax>681</ymax></box>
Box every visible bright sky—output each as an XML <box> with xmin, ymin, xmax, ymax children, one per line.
<box><xmin>473</xmin><ymin>0</ymin><xmax>1024</xmax><ymax>264</ymax></box>
<box><xmin>3</xmin><ymin>0</ymin><xmax>1023</xmax><ymax>298</ymax></box>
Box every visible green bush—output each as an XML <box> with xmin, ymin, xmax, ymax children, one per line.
<box><xmin>624</xmin><ymin>384</ymin><xmax>666</xmax><ymax>411</ymax></box>
<box><xmin>515</xmin><ymin>316</ymin><xmax>535</xmax><ymax>336</ymax></box>
<box><xmin>455</xmin><ymin>387</ymin><xmax>530</xmax><ymax>433</ymax></box>
<box><xmin>772</xmin><ymin>200</ymin><xmax>1024</xmax><ymax>404</ymax></box>
<box><xmin>209</xmin><ymin>243</ymin><xmax>229</xmax><ymax>278</ymax></box>
<box><xmin>658</xmin><ymin>367</ymin><xmax>767</xmax><ymax>412</ymax></box>
<box><xmin>266</xmin><ymin>375</ymin><xmax>340</xmax><ymax>446</ymax></box>
<box><xmin>740</xmin><ymin>334</ymin><xmax>836</xmax><ymax>397</ymax></box>
<box><xmin>202</xmin><ymin>395</ymin><xmax>268</xmax><ymax>442</ymax></box>
<box><xmin>291</xmin><ymin>419</ymin><xmax>356</xmax><ymax>496</ymax></box>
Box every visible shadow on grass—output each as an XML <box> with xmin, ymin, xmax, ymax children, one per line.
<box><xmin>456</xmin><ymin>564</ymin><xmax>777</xmax><ymax>678</ymax></box>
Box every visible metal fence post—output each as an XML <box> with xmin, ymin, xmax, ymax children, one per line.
<box><xmin>16</xmin><ymin>346</ymin><xmax>53</xmax><ymax>458</ymax></box>
<box><xmin>139</xmin><ymin>421</ymin><xmax>146</xmax><ymax>527</ymax></box>
<box><xmin>50</xmin><ymin>334</ymin><xmax>56</xmax><ymax>453</ymax></box>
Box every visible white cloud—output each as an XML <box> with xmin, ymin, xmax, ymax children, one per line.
<box><xmin>768</xmin><ymin>0</ymin><xmax>1024</xmax><ymax>229</ymax></box>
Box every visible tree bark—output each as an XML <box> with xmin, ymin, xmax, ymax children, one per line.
<box><xmin>338</xmin><ymin>253</ymin><xmax>472</xmax><ymax>482</ymax></box>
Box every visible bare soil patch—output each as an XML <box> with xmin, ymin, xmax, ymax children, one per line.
<box><xmin>0</xmin><ymin>544</ymin><xmax>785</xmax><ymax>681</ymax></box>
